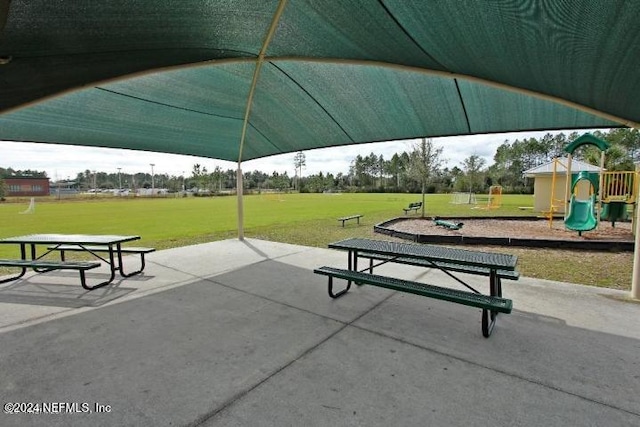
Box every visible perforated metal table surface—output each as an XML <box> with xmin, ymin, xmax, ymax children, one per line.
<box><xmin>328</xmin><ymin>238</ymin><xmax>517</xmax><ymax>271</ymax></box>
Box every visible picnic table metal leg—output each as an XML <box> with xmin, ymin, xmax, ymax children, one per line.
<box><xmin>482</xmin><ymin>270</ymin><xmax>501</xmax><ymax>338</ymax></box>
<box><xmin>79</xmin><ymin>270</ymin><xmax>110</xmax><ymax>290</ymax></box>
<box><xmin>0</xmin><ymin>268</ymin><xmax>27</xmax><ymax>283</ymax></box>
<box><xmin>347</xmin><ymin>249</ymin><xmax>354</xmax><ymax>288</ymax></box>
<box><xmin>328</xmin><ymin>249</ymin><xmax>358</xmax><ymax>298</ymax></box>
<box><xmin>118</xmin><ymin>252</ymin><xmax>147</xmax><ymax>277</ymax></box>
<box><xmin>327</xmin><ymin>275</ymin><xmax>351</xmax><ymax>298</ymax></box>
<box><xmin>29</xmin><ymin>244</ymin><xmax>56</xmax><ymax>273</ymax></box>
<box><xmin>80</xmin><ymin>245</ymin><xmax>117</xmax><ymax>290</ymax></box>
<box><xmin>0</xmin><ymin>243</ymin><xmax>27</xmax><ymax>282</ymax></box>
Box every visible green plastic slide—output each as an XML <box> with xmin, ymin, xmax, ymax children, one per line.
<box><xmin>564</xmin><ymin>194</ymin><xmax>597</xmax><ymax>233</ymax></box>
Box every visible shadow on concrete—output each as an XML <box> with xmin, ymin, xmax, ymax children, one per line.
<box><xmin>0</xmin><ymin>257</ymin><xmax>638</xmax><ymax>426</ymax></box>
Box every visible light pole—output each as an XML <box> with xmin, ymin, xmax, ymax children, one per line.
<box><xmin>117</xmin><ymin>167</ymin><xmax>122</xmax><ymax>190</ymax></box>
<box><xmin>150</xmin><ymin>163</ymin><xmax>155</xmax><ymax>195</ymax></box>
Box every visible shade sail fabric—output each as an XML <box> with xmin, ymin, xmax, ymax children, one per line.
<box><xmin>0</xmin><ymin>0</ymin><xmax>637</xmax><ymax>162</ymax></box>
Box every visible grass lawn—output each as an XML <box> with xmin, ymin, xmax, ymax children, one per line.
<box><xmin>0</xmin><ymin>193</ymin><xmax>633</xmax><ymax>290</ymax></box>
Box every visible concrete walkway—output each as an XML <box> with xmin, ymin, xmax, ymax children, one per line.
<box><xmin>0</xmin><ymin>239</ymin><xmax>638</xmax><ymax>426</ymax></box>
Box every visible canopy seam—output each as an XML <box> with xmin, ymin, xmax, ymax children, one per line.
<box><xmin>95</xmin><ymin>87</ymin><xmax>243</xmax><ymax>121</ymax></box>
<box><xmin>264</xmin><ymin>57</ymin><xmax>638</xmax><ymax>129</ymax></box>
<box><xmin>0</xmin><ymin>56</ymin><xmax>640</xmax><ymax>129</ymax></box>
<box><xmin>271</xmin><ymin>62</ymin><xmax>355</xmax><ymax>143</ymax></box>
<box><xmin>454</xmin><ymin>79</ymin><xmax>472</xmax><ymax>133</ymax></box>
<box><xmin>3</xmin><ymin>56</ymin><xmax>636</xmax><ymax>129</ymax></box>
<box><xmin>377</xmin><ymin>0</ymin><xmax>449</xmax><ymax>71</ymax></box>
<box><xmin>246</xmin><ymin>121</ymin><xmax>285</xmax><ymax>154</ymax></box>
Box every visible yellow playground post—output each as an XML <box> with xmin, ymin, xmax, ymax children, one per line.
<box><xmin>546</xmin><ymin>157</ymin><xmax>567</xmax><ymax>228</ymax></box>
<box><xmin>474</xmin><ymin>185</ymin><xmax>502</xmax><ymax>210</ymax></box>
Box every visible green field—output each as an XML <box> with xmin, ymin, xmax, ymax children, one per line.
<box><xmin>0</xmin><ymin>193</ymin><xmax>633</xmax><ymax>289</ymax></box>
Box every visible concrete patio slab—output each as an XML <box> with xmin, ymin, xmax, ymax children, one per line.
<box><xmin>0</xmin><ymin>238</ymin><xmax>638</xmax><ymax>426</ymax></box>
<box><xmin>205</xmin><ymin>326</ymin><xmax>639</xmax><ymax>427</ymax></box>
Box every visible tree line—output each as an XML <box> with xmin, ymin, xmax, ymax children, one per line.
<box><xmin>1</xmin><ymin>128</ymin><xmax>638</xmax><ymax>196</ymax></box>
<box><xmin>298</xmin><ymin>128</ymin><xmax>639</xmax><ymax>195</ymax></box>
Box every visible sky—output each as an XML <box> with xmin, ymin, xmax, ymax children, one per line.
<box><xmin>1</xmin><ymin>129</ymin><xmax>598</xmax><ymax>181</ymax></box>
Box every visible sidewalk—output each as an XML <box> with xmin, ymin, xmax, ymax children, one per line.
<box><xmin>0</xmin><ymin>239</ymin><xmax>638</xmax><ymax>426</ymax></box>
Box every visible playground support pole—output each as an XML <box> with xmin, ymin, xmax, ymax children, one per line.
<box><xmin>564</xmin><ymin>154</ymin><xmax>572</xmax><ymax>220</ymax></box>
<box><xmin>596</xmin><ymin>151</ymin><xmax>605</xmax><ymax>228</ymax></box>
<box><xmin>633</xmin><ymin>166</ymin><xmax>640</xmax><ymax>300</ymax></box>
<box><xmin>549</xmin><ymin>158</ymin><xmax>557</xmax><ymax>228</ymax></box>
<box><xmin>632</xmin><ymin>197</ymin><xmax>640</xmax><ymax>299</ymax></box>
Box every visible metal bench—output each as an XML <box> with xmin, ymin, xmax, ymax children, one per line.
<box><xmin>337</xmin><ymin>214</ymin><xmax>363</xmax><ymax>227</ymax></box>
<box><xmin>359</xmin><ymin>252</ymin><xmax>520</xmax><ymax>281</ymax></box>
<box><xmin>314</xmin><ymin>266</ymin><xmax>512</xmax><ymax>337</ymax></box>
<box><xmin>0</xmin><ymin>258</ymin><xmax>102</xmax><ymax>289</ymax></box>
<box><xmin>403</xmin><ymin>202</ymin><xmax>422</xmax><ymax>214</ymax></box>
<box><xmin>48</xmin><ymin>245</ymin><xmax>155</xmax><ymax>277</ymax></box>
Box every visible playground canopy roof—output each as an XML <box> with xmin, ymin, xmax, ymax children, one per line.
<box><xmin>523</xmin><ymin>158</ymin><xmax>602</xmax><ymax>178</ymax></box>
<box><xmin>0</xmin><ymin>1</ymin><xmax>639</xmax><ymax>163</ymax></box>
<box><xmin>564</xmin><ymin>133</ymin><xmax>612</xmax><ymax>155</ymax></box>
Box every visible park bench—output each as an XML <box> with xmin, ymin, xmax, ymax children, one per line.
<box><xmin>314</xmin><ymin>266</ymin><xmax>512</xmax><ymax>337</ymax></box>
<box><xmin>337</xmin><ymin>214</ymin><xmax>363</xmax><ymax>227</ymax></box>
<box><xmin>403</xmin><ymin>202</ymin><xmax>422</xmax><ymax>214</ymax></box>
<box><xmin>48</xmin><ymin>245</ymin><xmax>155</xmax><ymax>277</ymax></box>
<box><xmin>0</xmin><ymin>258</ymin><xmax>101</xmax><ymax>288</ymax></box>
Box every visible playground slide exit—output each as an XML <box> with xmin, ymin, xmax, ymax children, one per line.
<box><xmin>564</xmin><ymin>194</ymin><xmax>597</xmax><ymax>233</ymax></box>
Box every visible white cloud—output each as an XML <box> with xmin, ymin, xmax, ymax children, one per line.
<box><xmin>1</xmin><ymin>142</ymin><xmax>236</xmax><ymax>180</ymax></box>
<box><xmin>1</xmin><ymin>129</ymin><xmax>602</xmax><ymax>180</ymax></box>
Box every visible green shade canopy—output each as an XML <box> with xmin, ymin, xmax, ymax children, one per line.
<box><xmin>0</xmin><ymin>1</ymin><xmax>637</xmax><ymax>162</ymax></box>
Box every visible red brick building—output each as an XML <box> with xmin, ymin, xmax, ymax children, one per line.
<box><xmin>4</xmin><ymin>177</ymin><xmax>50</xmax><ymax>196</ymax></box>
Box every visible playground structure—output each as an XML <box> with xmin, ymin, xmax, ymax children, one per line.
<box><xmin>547</xmin><ymin>134</ymin><xmax>639</xmax><ymax>235</ymax></box>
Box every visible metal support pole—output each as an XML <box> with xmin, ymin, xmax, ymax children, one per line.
<box><xmin>237</xmin><ymin>166</ymin><xmax>244</xmax><ymax>241</ymax></box>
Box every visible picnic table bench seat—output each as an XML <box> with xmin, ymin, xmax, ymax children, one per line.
<box><xmin>0</xmin><ymin>258</ymin><xmax>101</xmax><ymax>288</ymax></box>
<box><xmin>48</xmin><ymin>245</ymin><xmax>155</xmax><ymax>255</ymax></box>
<box><xmin>314</xmin><ymin>266</ymin><xmax>512</xmax><ymax>337</ymax></box>
<box><xmin>337</xmin><ymin>214</ymin><xmax>363</xmax><ymax>227</ymax></box>
<box><xmin>403</xmin><ymin>202</ymin><xmax>422</xmax><ymax>214</ymax></box>
<box><xmin>47</xmin><ymin>244</ymin><xmax>155</xmax><ymax>277</ymax></box>
<box><xmin>359</xmin><ymin>251</ymin><xmax>520</xmax><ymax>281</ymax></box>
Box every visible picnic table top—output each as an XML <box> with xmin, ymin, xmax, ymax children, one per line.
<box><xmin>0</xmin><ymin>234</ymin><xmax>140</xmax><ymax>246</ymax></box>
<box><xmin>328</xmin><ymin>238</ymin><xmax>518</xmax><ymax>271</ymax></box>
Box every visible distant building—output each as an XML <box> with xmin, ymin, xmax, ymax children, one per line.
<box><xmin>50</xmin><ymin>180</ymin><xmax>79</xmax><ymax>196</ymax></box>
<box><xmin>4</xmin><ymin>176</ymin><xmax>50</xmax><ymax>197</ymax></box>
<box><xmin>523</xmin><ymin>157</ymin><xmax>601</xmax><ymax>213</ymax></box>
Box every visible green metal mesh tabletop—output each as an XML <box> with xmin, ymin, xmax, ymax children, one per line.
<box><xmin>328</xmin><ymin>238</ymin><xmax>517</xmax><ymax>270</ymax></box>
<box><xmin>0</xmin><ymin>234</ymin><xmax>140</xmax><ymax>245</ymax></box>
